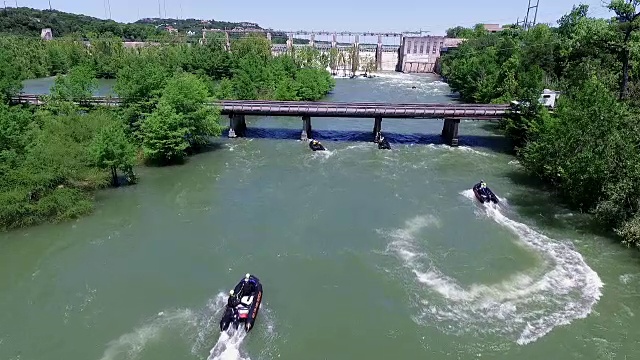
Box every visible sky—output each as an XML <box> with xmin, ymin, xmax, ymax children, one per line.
<box><xmin>11</xmin><ymin>0</ymin><xmax>614</xmax><ymax>35</ymax></box>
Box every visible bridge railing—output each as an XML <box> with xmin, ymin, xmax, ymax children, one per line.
<box><xmin>10</xmin><ymin>94</ymin><xmax>510</xmax><ymax>119</ymax></box>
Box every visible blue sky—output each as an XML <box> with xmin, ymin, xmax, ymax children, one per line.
<box><xmin>14</xmin><ymin>0</ymin><xmax>614</xmax><ymax>35</ymax></box>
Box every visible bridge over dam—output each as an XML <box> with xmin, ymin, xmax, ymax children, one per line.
<box><xmin>199</xmin><ymin>29</ymin><xmax>465</xmax><ymax>73</ymax></box>
<box><xmin>11</xmin><ymin>95</ymin><xmax>509</xmax><ymax>146</ymax></box>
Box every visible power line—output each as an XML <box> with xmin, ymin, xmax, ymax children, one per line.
<box><xmin>524</xmin><ymin>0</ymin><xmax>540</xmax><ymax>30</ymax></box>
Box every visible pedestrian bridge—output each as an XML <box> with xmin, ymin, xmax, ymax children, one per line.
<box><xmin>11</xmin><ymin>95</ymin><xmax>510</xmax><ymax>146</ymax></box>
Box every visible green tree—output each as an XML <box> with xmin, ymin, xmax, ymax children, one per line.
<box><xmin>607</xmin><ymin>0</ymin><xmax>640</xmax><ymax>99</ymax></box>
<box><xmin>50</xmin><ymin>64</ymin><xmax>98</xmax><ymax>104</ymax></box>
<box><xmin>141</xmin><ymin>102</ymin><xmax>190</xmax><ymax>164</ymax></box>
<box><xmin>0</xmin><ymin>47</ymin><xmax>22</xmax><ymax>103</ymax></box>
<box><xmin>89</xmin><ymin>120</ymin><xmax>137</xmax><ymax>186</ymax></box>
<box><xmin>446</xmin><ymin>26</ymin><xmax>475</xmax><ymax>38</ymax></box>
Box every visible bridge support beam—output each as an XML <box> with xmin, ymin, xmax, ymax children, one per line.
<box><xmin>376</xmin><ymin>35</ymin><xmax>383</xmax><ymax>71</ymax></box>
<box><xmin>373</xmin><ymin>116</ymin><xmax>382</xmax><ymax>143</ymax></box>
<box><xmin>286</xmin><ymin>34</ymin><xmax>293</xmax><ymax>52</ymax></box>
<box><xmin>301</xmin><ymin>115</ymin><xmax>312</xmax><ymax>141</ymax></box>
<box><xmin>228</xmin><ymin>114</ymin><xmax>246</xmax><ymax>138</ymax></box>
<box><xmin>441</xmin><ymin>118</ymin><xmax>459</xmax><ymax>146</ymax></box>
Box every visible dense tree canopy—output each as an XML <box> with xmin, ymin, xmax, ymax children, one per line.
<box><xmin>0</xmin><ymin>33</ymin><xmax>335</xmax><ymax>231</ymax></box>
<box><xmin>441</xmin><ymin>1</ymin><xmax>640</xmax><ymax>248</ymax></box>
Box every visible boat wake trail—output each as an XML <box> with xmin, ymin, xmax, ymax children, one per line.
<box><xmin>204</xmin><ymin>293</ymin><xmax>250</xmax><ymax>360</ymax></box>
<box><xmin>207</xmin><ymin>328</ymin><xmax>249</xmax><ymax>360</ymax></box>
<box><xmin>379</xmin><ymin>190</ymin><xmax>603</xmax><ymax>345</ymax></box>
<box><xmin>99</xmin><ymin>292</ymin><xmax>277</xmax><ymax>360</ymax></box>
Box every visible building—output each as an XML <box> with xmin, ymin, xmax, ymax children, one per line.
<box><xmin>40</xmin><ymin>28</ymin><xmax>53</xmax><ymax>40</ymax></box>
<box><xmin>482</xmin><ymin>24</ymin><xmax>503</xmax><ymax>32</ymax></box>
<box><xmin>400</xmin><ymin>35</ymin><xmax>457</xmax><ymax>73</ymax></box>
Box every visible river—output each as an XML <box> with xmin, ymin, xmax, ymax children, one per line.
<box><xmin>1</xmin><ymin>73</ymin><xmax>639</xmax><ymax>360</ymax></box>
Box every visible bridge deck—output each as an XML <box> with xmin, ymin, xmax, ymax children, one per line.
<box><xmin>11</xmin><ymin>95</ymin><xmax>509</xmax><ymax>119</ymax></box>
<box><xmin>219</xmin><ymin>100</ymin><xmax>508</xmax><ymax>119</ymax></box>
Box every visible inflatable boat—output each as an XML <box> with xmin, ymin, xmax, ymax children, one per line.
<box><xmin>220</xmin><ymin>274</ymin><xmax>263</xmax><ymax>332</ymax></box>
<box><xmin>309</xmin><ymin>139</ymin><xmax>326</xmax><ymax>151</ymax></box>
<box><xmin>378</xmin><ymin>137</ymin><xmax>391</xmax><ymax>150</ymax></box>
<box><xmin>472</xmin><ymin>182</ymin><xmax>499</xmax><ymax>204</ymax></box>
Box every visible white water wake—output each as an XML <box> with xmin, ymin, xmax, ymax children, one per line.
<box><xmin>99</xmin><ymin>292</ymin><xmax>274</xmax><ymax>360</ymax></box>
<box><xmin>380</xmin><ymin>190</ymin><xmax>603</xmax><ymax>345</ymax></box>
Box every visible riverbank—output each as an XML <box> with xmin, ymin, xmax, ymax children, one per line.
<box><xmin>439</xmin><ymin>5</ymin><xmax>640</xmax><ymax>249</ymax></box>
<box><xmin>0</xmin><ymin>36</ymin><xmax>336</xmax><ymax>232</ymax></box>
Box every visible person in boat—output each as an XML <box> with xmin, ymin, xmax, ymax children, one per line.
<box><xmin>378</xmin><ymin>136</ymin><xmax>391</xmax><ymax>149</ymax></box>
<box><xmin>227</xmin><ymin>289</ymin><xmax>241</xmax><ymax>319</ymax></box>
<box><xmin>238</xmin><ymin>273</ymin><xmax>257</xmax><ymax>298</ymax></box>
<box><xmin>476</xmin><ymin>180</ymin><xmax>489</xmax><ymax>195</ymax></box>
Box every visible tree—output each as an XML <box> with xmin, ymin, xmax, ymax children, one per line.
<box><xmin>607</xmin><ymin>0</ymin><xmax>640</xmax><ymax>99</ymax></box>
<box><xmin>0</xmin><ymin>47</ymin><xmax>22</xmax><ymax>103</ymax></box>
<box><xmin>89</xmin><ymin>120</ymin><xmax>137</xmax><ymax>186</ymax></box>
<box><xmin>49</xmin><ymin>64</ymin><xmax>98</xmax><ymax>104</ymax></box>
<box><xmin>141</xmin><ymin>102</ymin><xmax>190</xmax><ymax>165</ymax></box>
<box><xmin>158</xmin><ymin>71</ymin><xmax>222</xmax><ymax>148</ymax></box>
<box><xmin>142</xmin><ymin>72</ymin><xmax>222</xmax><ymax>164</ymax></box>
<box><xmin>446</xmin><ymin>26</ymin><xmax>475</xmax><ymax>38</ymax></box>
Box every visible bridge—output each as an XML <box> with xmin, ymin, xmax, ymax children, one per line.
<box><xmin>11</xmin><ymin>95</ymin><xmax>509</xmax><ymax>146</ymax></box>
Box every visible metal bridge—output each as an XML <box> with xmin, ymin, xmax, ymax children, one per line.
<box><xmin>11</xmin><ymin>95</ymin><xmax>510</xmax><ymax>146</ymax></box>
<box><xmin>219</xmin><ymin>100</ymin><xmax>508</xmax><ymax>119</ymax></box>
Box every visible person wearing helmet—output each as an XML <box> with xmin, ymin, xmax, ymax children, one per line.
<box><xmin>480</xmin><ymin>180</ymin><xmax>487</xmax><ymax>189</ymax></box>
<box><xmin>240</xmin><ymin>273</ymin><xmax>257</xmax><ymax>297</ymax></box>
<box><xmin>226</xmin><ymin>289</ymin><xmax>240</xmax><ymax>320</ymax></box>
<box><xmin>227</xmin><ymin>289</ymin><xmax>240</xmax><ymax>308</ymax></box>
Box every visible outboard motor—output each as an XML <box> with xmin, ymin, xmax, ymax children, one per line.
<box><xmin>220</xmin><ymin>308</ymin><xmax>234</xmax><ymax>331</ymax></box>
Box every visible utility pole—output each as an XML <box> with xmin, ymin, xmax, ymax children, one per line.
<box><xmin>163</xmin><ymin>0</ymin><xmax>167</xmax><ymax>19</ymax></box>
<box><xmin>48</xmin><ymin>0</ymin><xmax>52</xmax><ymax>10</ymax></box>
<box><xmin>157</xmin><ymin>0</ymin><xmax>161</xmax><ymax>18</ymax></box>
<box><xmin>107</xmin><ymin>0</ymin><xmax>111</xmax><ymax>19</ymax></box>
<box><xmin>523</xmin><ymin>0</ymin><xmax>540</xmax><ymax>30</ymax></box>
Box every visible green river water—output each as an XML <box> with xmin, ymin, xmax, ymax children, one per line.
<box><xmin>1</xmin><ymin>73</ymin><xmax>639</xmax><ymax>360</ymax></box>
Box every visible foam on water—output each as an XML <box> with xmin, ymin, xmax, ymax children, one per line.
<box><xmin>379</xmin><ymin>190</ymin><xmax>603</xmax><ymax>345</ymax></box>
<box><xmin>98</xmin><ymin>309</ymin><xmax>197</xmax><ymax>360</ymax></box>
<box><xmin>99</xmin><ymin>292</ymin><xmax>275</xmax><ymax>360</ymax></box>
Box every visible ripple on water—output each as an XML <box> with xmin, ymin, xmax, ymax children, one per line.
<box><xmin>378</xmin><ymin>190</ymin><xmax>603</xmax><ymax>346</ymax></box>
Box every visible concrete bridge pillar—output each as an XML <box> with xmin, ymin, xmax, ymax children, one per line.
<box><xmin>301</xmin><ymin>116</ymin><xmax>312</xmax><ymax>140</ymax></box>
<box><xmin>225</xmin><ymin>31</ymin><xmax>231</xmax><ymax>52</ymax></box>
<box><xmin>310</xmin><ymin>34</ymin><xmax>315</xmax><ymax>47</ymax></box>
<box><xmin>354</xmin><ymin>34</ymin><xmax>360</xmax><ymax>49</ymax></box>
<box><xmin>441</xmin><ymin>118</ymin><xmax>460</xmax><ymax>146</ymax></box>
<box><xmin>376</xmin><ymin>35</ymin><xmax>383</xmax><ymax>71</ymax></box>
<box><xmin>332</xmin><ymin>33</ymin><xmax>337</xmax><ymax>48</ymax></box>
<box><xmin>287</xmin><ymin>34</ymin><xmax>293</xmax><ymax>51</ymax></box>
<box><xmin>373</xmin><ymin>116</ymin><xmax>382</xmax><ymax>142</ymax></box>
<box><xmin>266</xmin><ymin>32</ymin><xmax>272</xmax><ymax>43</ymax></box>
<box><xmin>228</xmin><ymin>114</ymin><xmax>247</xmax><ymax>138</ymax></box>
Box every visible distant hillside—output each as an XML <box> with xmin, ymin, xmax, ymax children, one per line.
<box><xmin>135</xmin><ymin>17</ymin><xmax>262</xmax><ymax>33</ymax></box>
<box><xmin>0</xmin><ymin>7</ymin><xmax>303</xmax><ymax>43</ymax></box>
